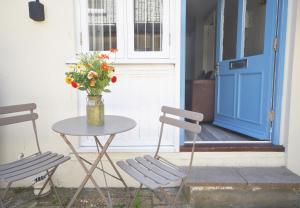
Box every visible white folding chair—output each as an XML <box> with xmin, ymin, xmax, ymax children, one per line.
<box><xmin>117</xmin><ymin>106</ymin><xmax>203</xmax><ymax>207</ymax></box>
<box><xmin>0</xmin><ymin>103</ymin><xmax>70</xmax><ymax>208</ymax></box>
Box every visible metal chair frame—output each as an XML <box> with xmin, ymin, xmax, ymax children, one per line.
<box><xmin>0</xmin><ymin>103</ymin><xmax>69</xmax><ymax>208</ymax></box>
<box><xmin>118</xmin><ymin>106</ymin><xmax>203</xmax><ymax>207</ymax></box>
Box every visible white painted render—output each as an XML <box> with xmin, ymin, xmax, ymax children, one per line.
<box><xmin>285</xmin><ymin>0</ymin><xmax>300</xmax><ymax>176</ymax></box>
<box><xmin>0</xmin><ymin>0</ymin><xmax>299</xmax><ymax>188</ymax></box>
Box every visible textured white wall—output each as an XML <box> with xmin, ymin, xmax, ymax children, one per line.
<box><xmin>286</xmin><ymin>0</ymin><xmax>300</xmax><ymax>175</ymax></box>
<box><xmin>0</xmin><ymin>0</ymin><xmax>78</xmax><ymax>160</ymax></box>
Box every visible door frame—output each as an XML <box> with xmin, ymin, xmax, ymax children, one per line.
<box><xmin>180</xmin><ymin>0</ymin><xmax>289</xmax><ymax>145</ymax></box>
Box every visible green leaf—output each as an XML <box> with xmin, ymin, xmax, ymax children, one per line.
<box><xmin>78</xmin><ymin>87</ymin><xmax>86</xmax><ymax>91</ymax></box>
<box><xmin>103</xmin><ymin>89</ymin><xmax>111</xmax><ymax>93</ymax></box>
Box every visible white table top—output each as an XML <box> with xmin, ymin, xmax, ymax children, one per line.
<box><xmin>52</xmin><ymin>115</ymin><xmax>136</xmax><ymax>136</ymax></box>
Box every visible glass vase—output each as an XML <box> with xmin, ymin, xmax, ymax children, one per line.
<box><xmin>86</xmin><ymin>95</ymin><xmax>104</xmax><ymax>126</ymax></box>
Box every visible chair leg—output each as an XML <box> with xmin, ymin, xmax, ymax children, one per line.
<box><xmin>37</xmin><ymin>167</ymin><xmax>57</xmax><ymax>197</ymax></box>
<box><xmin>37</xmin><ymin>166</ymin><xmax>63</xmax><ymax>208</ymax></box>
<box><xmin>0</xmin><ymin>199</ymin><xmax>3</xmax><ymax>208</ymax></box>
<box><xmin>127</xmin><ymin>184</ymin><xmax>142</xmax><ymax>208</ymax></box>
<box><xmin>181</xmin><ymin>185</ymin><xmax>190</xmax><ymax>204</ymax></box>
<box><xmin>49</xmin><ymin>178</ymin><xmax>63</xmax><ymax>208</ymax></box>
<box><xmin>0</xmin><ymin>182</ymin><xmax>12</xmax><ymax>208</ymax></box>
<box><xmin>172</xmin><ymin>179</ymin><xmax>185</xmax><ymax>208</ymax></box>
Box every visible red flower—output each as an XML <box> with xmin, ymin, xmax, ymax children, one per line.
<box><xmin>101</xmin><ymin>63</ymin><xmax>109</xmax><ymax>71</ymax></box>
<box><xmin>71</xmin><ymin>81</ymin><xmax>78</xmax><ymax>88</ymax></box>
<box><xmin>98</xmin><ymin>54</ymin><xmax>109</xmax><ymax>59</ymax></box>
<box><xmin>110</xmin><ymin>48</ymin><xmax>118</xmax><ymax>53</ymax></box>
<box><xmin>111</xmin><ymin>76</ymin><xmax>117</xmax><ymax>83</ymax></box>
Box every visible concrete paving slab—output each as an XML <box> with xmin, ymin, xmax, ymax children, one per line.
<box><xmin>191</xmin><ymin>188</ymin><xmax>300</xmax><ymax>208</ymax></box>
<box><xmin>186</xmin><ymin>167</ymin><xmax>247</xmax><ymax>186</ymax></box>
<box><xmin>238</xmin><ymin>167</ymin><xmax>300</xmax><ymax>188</ymax></box>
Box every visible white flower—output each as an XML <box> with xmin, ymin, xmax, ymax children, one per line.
<box><xmin>87</xmin><ymin>71</ymin><xmax>98</xmax><ymax>79</ymax></box>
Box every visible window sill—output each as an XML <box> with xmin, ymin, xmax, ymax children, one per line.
<box><xmin>76</xmin><ymin>145</ymin><xmax>176</xmax><ymax>153</ymax></box>
<box><xmin>65</xmin><ymin>57</ymin><xmax>176</xmax><ymax>65</ymax></box>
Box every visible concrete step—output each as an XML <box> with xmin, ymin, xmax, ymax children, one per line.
<box><xmin>191</xmin><ymin>188</ymin><xmax>300</xmax><ymax>208</ymax></box>
<box><xmin>186</xmin><ymin>167</ymin><xmax>300</xmax><ymax>189</ymax></box>
<box><xmin>187</xmin><ymin>167</ymin><xmax>300</xmax><ymax>208</ymax></box>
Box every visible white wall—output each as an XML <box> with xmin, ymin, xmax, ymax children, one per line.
<box><xmin>0</xmin><ymin>0</ymin><xmax>298</xmax><ymax>189</ymax></box>
<box><xmin>286</xmin><ymin>0</ymin><xmax>300</xmax><ymax>175</ymax></box>
<box><xmin>0</xmin><ymin>0</ymin><xmax>182</xmax><ymax>188</ymax></box>
<box><xmin>0</xmin><ymin>0</ymin><xmax>78</xmax><ymax>160</ymax></box>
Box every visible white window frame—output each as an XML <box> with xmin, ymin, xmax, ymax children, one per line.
<box><xmin>75</xmin><ymin>0</ymin><xmax>171</xmax><ymax>60</ymax></box>
<box><xmin>77</xmin><ymin>0</ymin><xmax>125</xmax><ymax>58</ymax></box>
<box><xmin>127</xmin><ymin>0</ymin><xmax>170</xmax><ymax>59</ymax></box>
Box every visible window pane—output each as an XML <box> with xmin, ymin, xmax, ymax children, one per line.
<box><xmin>222</xmin><ymin>0</ymin><xmax>238</xmax><ymax>60</ymax></box>
<box><xmin>134</xmin><ymin>0</ymin><xmax>163</xmax><ymax>51</ymax></box>
<box><xmin>244</xmin><ymin>0</ymin><xmax>266</xmax><ymax>57</ymax></box>
<box><xmin>88</xmin><ymin>0</ymin><xmax>117</xmax><ymax>51</ymax></box>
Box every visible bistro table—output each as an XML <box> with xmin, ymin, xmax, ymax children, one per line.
<box><xmin>52</xmin><ymin>115</ymin><xmax>136</xmax><ymax>208</ymax></box>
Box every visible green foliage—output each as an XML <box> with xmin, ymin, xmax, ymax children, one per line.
<box><xmin>133</xmin><ymin>193</ymin><xmax>142</xmax><ymax>208</ymax></box>
<box><xmin>65</xmin><ymin>52</ymin><xmax>116</xmax><ymax>96</ymax></box>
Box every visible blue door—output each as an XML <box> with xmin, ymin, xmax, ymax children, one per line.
<box><xmin>214</xmin><ymin>0</ymin><xmax>279</xmax><ymax>140</ymax></box>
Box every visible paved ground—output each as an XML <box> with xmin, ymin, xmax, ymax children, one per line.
<box><xmin>1</xmin><ymin>186</ymin><xmax>300</xmax><ymax>208</ymax></box>
<box><xmin>2</xmin><ymin>167</ymin><xmax>300</xmax><ymax>207</ymax></box>
<box><xmin>0</xmin><ymin>187</ymin><xmax>188</xmax><ymax>208</ymax></box>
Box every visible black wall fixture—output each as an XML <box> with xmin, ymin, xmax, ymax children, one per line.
<box><xmin>28</xmin><ymin>0</ymin><xmax>45</xmax><ymax>21</ymax></box>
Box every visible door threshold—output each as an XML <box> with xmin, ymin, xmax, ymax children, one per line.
<box><xmin>185</xmin><ymin>141</ymin><xmax>271</xmax><ymax>144</ymax></box>
<box><xmin>180</xmin><ymin>143</ymin><xmax>285</xmax><ymax>152</ymax></box>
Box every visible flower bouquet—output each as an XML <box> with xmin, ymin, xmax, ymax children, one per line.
<box><xmin>65</xmin><ymin>49</ymin><xmax>117</xmax><ymax>125</ymax></box>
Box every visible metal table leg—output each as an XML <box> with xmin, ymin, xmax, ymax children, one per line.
<box><xmin>94</xmin><ymin>136</ymin><xmax>128</xmax><ymax>189</ymax></box>
<box><xmin>60</xmin><ymin>134</ymin><xmax>115</xmax><ymax>208</ymax></box>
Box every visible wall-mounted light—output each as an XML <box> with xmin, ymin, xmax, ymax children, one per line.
<box><xmin>28</xmin><ymin>0</ymin><xmax>45</xmax><ymax>22</ymax></box>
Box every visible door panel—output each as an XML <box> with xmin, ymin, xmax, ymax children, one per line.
<box><xmin>214</xmin><ymin>0</ymin><xmax>278</xmax><ymax>140</ymax></box>
<box><xmin>217</xmin><ymin>75</ymin><xmax>235</xmax><ymax>118</ymax></box>
<box><xmin>237</xmin><ymin>73</ymin><xmax>263</xmax><ymax>124</ymax></box>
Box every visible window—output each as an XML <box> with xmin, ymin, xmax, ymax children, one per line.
<box><xmin>222</xmin><ymin>0</ymin><xmax>238</xmax><ymax>60</ymax></box>
<box><xmin>88</xmin><ymin>0</ymin><xmax>117</xmax><ymax>51</ymax></box>
<box><xmin>134</xmin><ymin>0</ymin><xmax>163</xmax><ymax>51</ymax></box>
<box><xmin>128</xmin><ymin>0</ymin><xmax>170</xmax><ymax>58</ymax></box>
<box><xmin>77</xmin><ymin>0</ymin><xmax>170</xmax><ymax>59</ymax></box>
<box><xmin>244</xmin><ymin>0</ymin><xmax>266</xmax><ymax>57</ymax></box>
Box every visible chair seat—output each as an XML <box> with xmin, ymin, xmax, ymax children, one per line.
<box><xmin>117</xmin><ymin>155</ymin><xmax>187</xmax><ymax>190</ymax></box>
<box><xmin>0</xmin><ymin>151</ymin><xmax>70</xmax><ymax>183</ymax></box>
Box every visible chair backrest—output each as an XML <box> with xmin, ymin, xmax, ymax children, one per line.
<box><xmin>160</xmin><ymin>106</ymin><xmax>203</xmax><ymax>134</ymax></box>
<box><xmin>0</xmin><ymin>103</ymin><xmax>38</xmax><ymax>126</ymax></box>
<box><xmin>0</xmin><ymin>103</ymin><xmax>41</xmax><ymax>153</ymax></box>
<box><xmin>155</xmin><ymin>106</ymin><xmax>203</xmax><ymax>174</ymax></box>
<box><xmin>155</xmin><ymin>106</ymin><xmax>203</xmax><ymax>155</ymax></box>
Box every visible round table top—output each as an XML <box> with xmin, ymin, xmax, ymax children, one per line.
<box><xmin>52</xmin><ymin>115</ymin><xmax>136</xmax><ymax>136</ymax></box>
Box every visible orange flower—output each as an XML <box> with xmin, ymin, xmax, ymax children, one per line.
<box><xmin>98</xmin><ymin>54</ymin><xmax>109</xmax><ymax>59</ymax></box>
<box><xmin>89</xmin><ymin>79</ymin><xmax>96</xmax><ymax>87</ymax></box>
<box><xmin>65</xmin><ymin>77</ymin><xmax>72</xmax><ymax>84</ymax></box>
<box><xmin>101</xmin><ymin>63</ymin><xmax>109</xmax><ymax>71</ymax></box>
<box><xmin>110</xmin><ymin>48</ymin><xmax>118</xmax><ymax>53</ymax></box>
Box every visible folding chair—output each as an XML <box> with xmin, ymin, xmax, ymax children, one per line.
<box><xmin>0</xmin><ymin>103</ymin><xmax>70</xmax><ymax>208</ymax></box>
<box><xmin>117</xmin><ymin>106</ymin><xmax>203</xmax><ymax>207</ymax></box>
